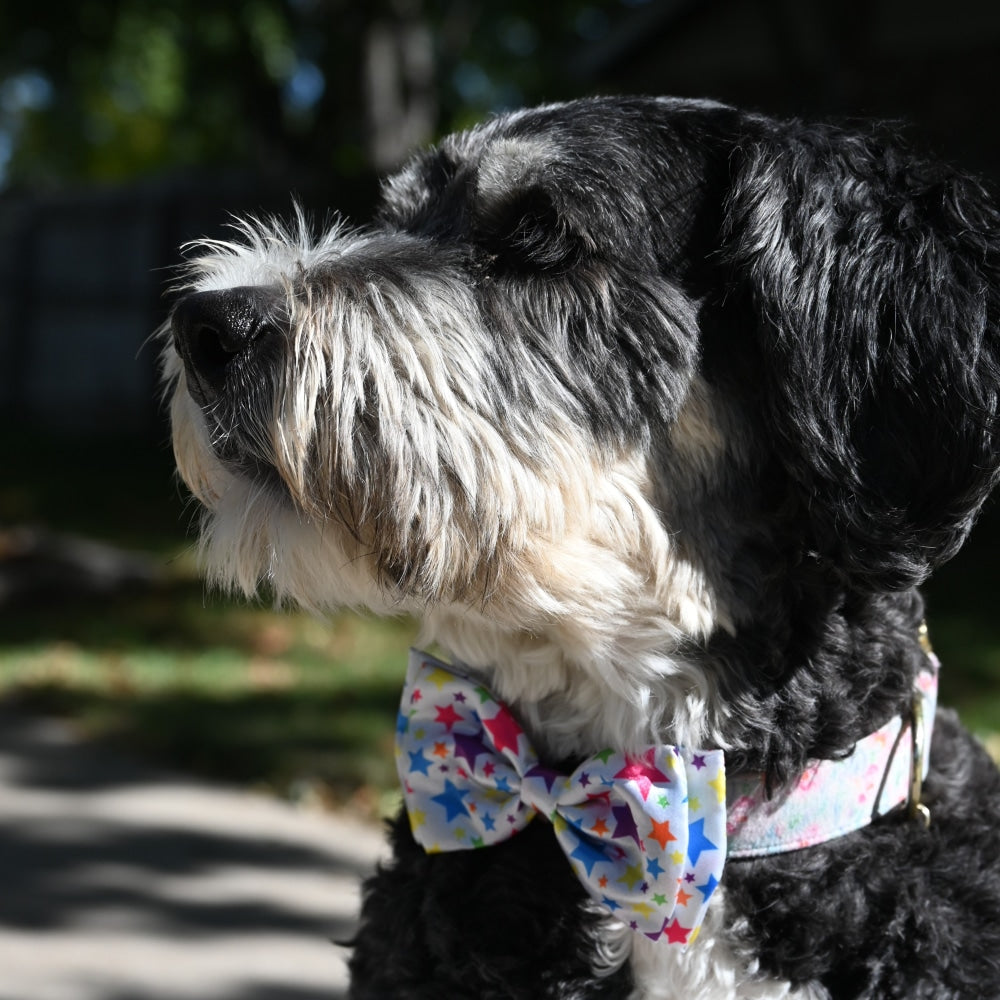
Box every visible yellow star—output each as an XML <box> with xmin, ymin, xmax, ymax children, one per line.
<box><xmin>409</xmin><ymin>808</ymin><xmax>426</xmax><ymax>830</ymax></box>
<box><xmin>552</xmin><ymin>812</ymin><xmax>568</xmax><ymax>834</ymax></box>
<box><xmin>632</xmin><ymin>902</ymin><xmax>655</xmax><ymax>919</ymax></box>
<box><xmin>617</xmin><ymin>863</ymin><xmax>644</xmax><ymax>890</ymax></box>
<box><xmin>425</xmin><ymin>667</ymin><xmax>453</xmax><ymax>689</ymax></box>
<box><xmin>688</xmin><ymin>796</ymin><xmax>700</xmax><ymax>812</ymax></box>
<box><xmin>708</xmin><ymin>770</ymin><xmax>726</xmax><ymax>804</ymax></box>
<box><xmin>454</xmin><ymin>827</ymin><xmax>466</xmax><ymax>840</ymax></box>
<box><xmin>670</xmin><ymin>851</ymin><xmax>684</xmax><ymax>866</ymax></box>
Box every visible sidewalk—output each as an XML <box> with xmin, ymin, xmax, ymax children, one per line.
<box><xmin>0</xmin><ymin>704</ymin><xmax>387</xmax><ymax>1000</ymax></box>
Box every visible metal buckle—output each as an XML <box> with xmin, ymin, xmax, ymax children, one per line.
<box><xmin>909</xmin><ymin>686</ymin><xmax>931</xmax><ymax>827</ymax></box>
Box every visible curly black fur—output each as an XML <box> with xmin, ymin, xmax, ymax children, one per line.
<box><xmin>349</xmin><ymin>812</ymin><xmax>634</xmax><ymax>999</ymax></box>
<box><xmin>338</xmin><ymin>97</ymin><xmax>1000</xmax><ymax>997</ymax></box>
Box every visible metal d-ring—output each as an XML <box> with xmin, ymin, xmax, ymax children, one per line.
<box><xmin>909</xmin><ymin>690</ymin><xmax>931</xmax><ymax>827</ymax></box>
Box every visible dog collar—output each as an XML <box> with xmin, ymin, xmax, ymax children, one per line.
<box><xmin>395</xmin><ymin>645</ymin><xmax>938</xmax><ymax>944</ymax></box>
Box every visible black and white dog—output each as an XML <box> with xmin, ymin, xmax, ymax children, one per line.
<box><xmin>164</xmin><ymin>97</ymin><xmax>1000</xmax><ymax>998</ymax></box>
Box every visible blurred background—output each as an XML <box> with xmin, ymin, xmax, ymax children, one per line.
<box><xmin>2</xmin><ymin>0</ymin><xmax>1000</xmax><ymax>823</ymax></box>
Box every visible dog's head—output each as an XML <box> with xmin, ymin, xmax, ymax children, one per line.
<box><xmin>164</xmin><ymin>97</ymin><xmax>1000</xmax><ymax>754</ymax></box>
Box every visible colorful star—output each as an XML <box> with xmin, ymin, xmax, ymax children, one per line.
<box><xmin>482</xmin><ymin>705</ymin><xmax>523</xmax><ymax>754</ymax></box>
<box><xmin>591</xmin><ymin>817</ymin><xmax>610</xmax><ymax>837</ymax></box>
<box><xmin>594</xmin><ymin>748</ymin><xmax>615</xmax><ymax>764</ymax></box>
<box><xmin>653</xmin><ymin>892</ymin><xmax>667</xmax><ymax>906</ymax></box>
<box><xmin>431</xmin><ymin>779</ymin><xmax>470</xmax><ymax>821</ymax></box>
<box><xmin>617</xmin><ymin>863</ymin><xmax>644</xmax><ymax>890</ymax></box>
<box><xmin>408</xmin><ymin>748</ymin><xmax>432</xmax><ymax>776</ymax></box>
<box><xmin>649</xmin><ymin>818</ymin><xmax>677</xmax><ymax>850</ymax></box>
<box><xmin>708</xmin><ymin>770</ymin><xmax>726</xmax><ymax>804</ymax></box>
<box><xmin>676</xmin><ymin>887</ymin><xmax>693</xmax><ymax>907</ymax></box>
<box><xmin>433</xmin><ymin>741</ymin><xmax>448</xmax><ymax>758</ymax></box>
<box><xmin>434</xmin><ymin>703</ymin><xmax>463</xmax><ymax>731</ymax></box>
<box><xmin>525</xmin><ymin>764</ymin><xmax>560</xmax><ymax>793</ymax></box>
<box><xmin>632</xmin><ymin>902</ymin><xmax>655</xmax><ymax>919</ymax></box>
<box><xmin>646</xmin><ymin>856</ymin><xmax>665</xmax><ymax>879</ymax></box>
<box><xmin>663</xmin><ymin>918</ymin><xmax>690</xmax><ymax>944</ymax></box>
<box><xmin>691</xmin><ymin>754</ymin><xmax>706</xmax><ymax>770</ymax></box>
<box><xmin>569</xmin><ymin>837</ymin><xmax>608</xmax><ymax>877</ymax></box>
<box><xmin>613</xmin><ymin>752</ymin><xmax>671</xmax><ymax>801</ymax></box>
<box><xmin>453</xmin><ymin>732</ymin><xmax>490</xmax><ymax>770</ymax></box>
<box><xmin>611</xmin><ymin>805</ymin><xmax>642</xmax><ymax>846</ymax></box>
<box><xmin>687</xmin><ymin>818</ymin><xmax>719</xmax><ymax>866</ymax></box>
<box><xmin>424</xmin><ymin>667</ymin><xmax>452</xmax><ymax>689</ymax></box>
<box><xmin>695</xmin><ymin>873</ymin><xmax>719</xmax><ymax>900</ymax></box>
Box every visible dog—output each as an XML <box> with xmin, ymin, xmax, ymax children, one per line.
<box><xmin>163</xmin><ymin>96</ymin><xmax>1000</xmax><ymax>998</ymax></box>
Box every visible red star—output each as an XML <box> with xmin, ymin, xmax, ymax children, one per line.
<box><xmin>410</xmin><ymin>689</ymin><xmax>422</xmax><ymax>703</ymax></box>
<box><xmin>483</xmin><ymin>761</ymin><xmax>495</xmax><ymax>777</ymax></box>
<box><xmin>613</xmin><ymin>751</ymin><xmax>671</xmax><ymax>801</ymax></box>
<box><xmin>435</xmin><ymin>703</ymin><xmax>463</xmax><ymax>731</ymax></box>
<box><xmin>482</xmin><ymin>705</ymin><xmax>523</xmax><ymax>754</ymax></box>
<box><xmin>649</xmin><ymin>819</ymin><xmax>677</xmax><ymax>850</ymax></box>
<box><xmin>663</xmin><ymin>918</ymin><xmax>690</xmax><ymax>944</ymax></box>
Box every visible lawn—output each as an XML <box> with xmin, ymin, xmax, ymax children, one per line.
<box><xmin>2</xmin><ymin>430</ymin><xmax>999</xmax><ymax>821</ymax></box>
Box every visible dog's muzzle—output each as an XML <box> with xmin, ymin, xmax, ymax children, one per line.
<box><xmin>171</xmin><ymin>286</ymin><xmax>286</xmax><ymax>408</ymax></box>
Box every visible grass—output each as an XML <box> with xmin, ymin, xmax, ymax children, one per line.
<box><xmin>1</xmin><ymin>428</ymin><xmax>999</xmax><ymax>821</ymax></box>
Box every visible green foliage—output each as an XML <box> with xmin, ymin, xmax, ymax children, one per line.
<box><xmin>0</xmin><ymin>0</ymin><xmax>626</xmax><ymax>188</ymax></box>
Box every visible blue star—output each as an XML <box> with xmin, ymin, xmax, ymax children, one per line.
<box><xmin>395</xmin><ymin>711</ymin><xmax>410</xmax><ymax>735</ymax></box>
<box><xmin>495</xmin><ymin>775</ymin><xmax>513</xmax><ymax>794</ymax></box>
<box><xmin>569</xmin><ymin>834</ymin><xmax>609</xmax><ymax>877</ymax></box>
<box><xmin>695</xmin><ymin>873</ymin><xmax>719</xmax><ymax>900</ymax></box>
<box><xmin>601</xmin><ymin>895</ymin><xmax>621</xmax><ymax>911</ymax></box>
<box><xmin>482</xmin><ymin>812</ymin><xmax>496</xmax><ymax>832</ymax></box>
<box><xmin>408</xmin><ymin>748</ymin><xmax>432</xmax><ymax>776</ymax></box>
<box><xmin>687</xmin><ymin>818</ymin><xmax>719</xmax><ymax>866</ymax></box>
<box><xmin>646</xmin><ymin>856</ymin><xmax>665</xmax><ymax>879</ymax></box>
<box><xmin>431</xmin><ymin>779</ymin><xmax>470</xmax><ymax>822</ymax></box>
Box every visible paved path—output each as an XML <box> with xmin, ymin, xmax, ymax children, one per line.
<box><xmin>0</xmin><ymin>705</ymin><xmax>386</xmax><ymax>1000</ymax></box>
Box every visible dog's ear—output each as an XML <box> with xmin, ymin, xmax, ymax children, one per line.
<box><xmin>722</xmin><ymin>124</ymin><xmax>1000</xmax><ymax>589</ymax></box>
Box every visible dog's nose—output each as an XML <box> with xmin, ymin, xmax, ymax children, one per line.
<box><xmin>171</xmin><ymin>286</ymin><xmax>284</xmax><ymax>407</ymax></box>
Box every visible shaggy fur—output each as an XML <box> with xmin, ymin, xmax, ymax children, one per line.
<box><xmin>163</xmin><ymin>97</ymin><xmax>1000</xmax><ymax>998</ymax></box>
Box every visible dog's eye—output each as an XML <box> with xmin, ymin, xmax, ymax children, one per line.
<box><xmin>474</xmin><ymin>187</ymin><xmax>579</xmax><ymax>273</ymax></box>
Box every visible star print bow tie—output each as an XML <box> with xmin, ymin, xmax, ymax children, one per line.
<box><xmin>396</xmin><ymin>650</ymin><xmax>728</xmax><ymax>945</ymax></box>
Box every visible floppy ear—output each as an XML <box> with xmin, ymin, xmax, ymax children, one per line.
<box><xmin>723</xmin><ymin>123</ymin><xmax>1000</xmax><ymax>590</ymax></box>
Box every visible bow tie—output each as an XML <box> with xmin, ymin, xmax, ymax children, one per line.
<box><xmin>395</xmin><ymin>650</ymin><xmax>728</xmax><ymax>944</ymax></box>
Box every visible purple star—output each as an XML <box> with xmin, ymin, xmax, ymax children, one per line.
<box><xmin>691</xmin><ymin>754</ymin><xmax>706</xmax><ymax>770</ymax></box>
<box><xmin>453</xmin><ymin>732</ymin><xmax>490</xmax><ymax>770</ymax></box>
<box><xmin>525</xmin><ymin>764</ymin><xmax>560</xmax><ymax>793</ymax></box>
<box><xmin>611</xmin><ymin>805</ymin><xmax>642</xmax><ymax>846</ymax></box>
<box><xmin>453</xmin><ymin>691</ymin><xmax>467</xmax><ymax>702</ymax></box>
<box><xmin>579</xmin><ymin>771</ymin><xmax>591</xmax><ymax>787</ymax></box>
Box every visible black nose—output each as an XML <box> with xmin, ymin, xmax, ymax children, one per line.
<box><xmin>171</xmin><ymin>286</ymin><xmax>285</xmax><ymax>407</ymax></box>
